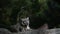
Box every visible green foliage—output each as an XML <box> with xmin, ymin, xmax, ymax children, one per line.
<box><xmin>0</xmin><ymin>0</ymin><xmax>60</xmax><ymax>28</ymax></box>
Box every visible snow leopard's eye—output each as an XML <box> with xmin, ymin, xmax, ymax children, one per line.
<box><xmin>22</xmin><ymin>21</ymin><xmax>26</xmax><ymax>25</ymax></box>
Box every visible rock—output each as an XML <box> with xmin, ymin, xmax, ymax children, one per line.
<box><xmin>0</xmin><ymin>28</ymin><xmax>12</xmax><ymax>34</ymax></box>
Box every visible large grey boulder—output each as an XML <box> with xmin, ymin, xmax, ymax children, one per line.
<box><xmin>0</xmin><ymin>28</ymin><xmax>12</xmax><ymax>34</ymax></box>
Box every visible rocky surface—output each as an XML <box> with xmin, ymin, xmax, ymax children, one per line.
<box><xmin>0</xmin><ymin>28</ymin><xmax>60</xmax><ymax>34</ymax></box>
<box><xmin>0</xmin><ymin>28</ymin><xmax>12</xmax><ymax>34</ymax></box>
